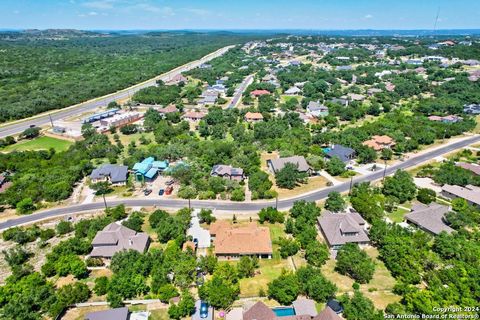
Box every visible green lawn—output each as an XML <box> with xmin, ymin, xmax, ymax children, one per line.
<box><xmin>386</xmin><ymin>207</ymin><xmax>409</xmax><ymax>223</ymax></box>
<box><xmin>1</xmin><ymin>136</ymin><xmax>73</xmax><ymax>153</ymax></box>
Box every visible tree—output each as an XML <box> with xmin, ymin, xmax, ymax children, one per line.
<box><xmin>335</xmin><ymin>243</ymin><xmax>375</xmax><ymax>284</ymax></box>
<box><xmin>94</xmin><ymin>276</ymin><xmax>109</xmax><ymax>296</ymax></box>
<box><xmin>416</xmin><ymin>188</ymin><xmax>436</xmax><ymax>204</ymax></box>
<box><xmin>237</xmin><ymin>256</ymin><xmax>259</xmax><ymax>278</ymax></box>
<box><xmin>15</xmin><ymin>197</ymin><xmax>36</xmax><ymax>214</ymax></box>
<box><xmin>199</xmin><ymin>275</ymin><xmax>239</xmax><ymax>309</ymax></box>
<box><xmin>350</xmin><ymin>183</ymin><xmax>385</xmax><ymax>222</ymax></box>
<box><xmin>3</xmin><ymin>246</ymin><xmax>31</xmax><ymax>268</ymax></box>
<box><xmin>199</xmin><ymin>209</ymin><xmax>216</xmax><ymax>225</ymax></box>
<box><xmin>325</xmin><ymin>191</ymin><xmax>346</xmax><ymax>212</ymax></box>
<box><xmin>91</xmin><ymin>181</ymin><xmax>112</xmax><ymax>209</ymax></box>
<box><xmin>382</xmin><ymin>170</ymin><xmax>417</xmax><ymax>203</ymax></box>
<box><xmin>278</xmin><ymin>238</ymin><xmax>300</xmax><ymax>258</ymax></box>
<box><xmin>305</xmin><ymin>241</ymin><xmax>329</xmax><ymax>267</ymax></box>
<box><xmin>296</xmin><ymin>266</ymin><xmax>337</xmax><ymax>302</ymax></box>
<box><xmin>258</xmin><ymin>207</ymin><xmax>285</xmax><ymax>224</ymax></box>
<box><xmin>275</xmin><ymin>163</ymin><xmax>307</xmax><ymax>189</ymax></box>
<box><xmin>122</xmin><ymin>212</ymin><xmax>144</xmax><ymax>232</ymax></box>
<box><xmin>248</xmin><ymin>170</ymin><xmax>273</xmax><ymax>199</ymax></box>
<box><xmin>198</xmin><ymin>255</ymin><xmax>218</xmax><ymax>274</ymax></box>
<box><xmin>326</xmin><ymin>156</ymin><xmax>346</xmax><ymax>176</ymax></box>
<box><xmin>56</xmin><ymin>221</ymin><xmax>73</xmax><ymax>235</ymax></box>
<box><xmin>19</xmin><ymin>127</ymin><xmax>40</xmax><ymax>139</ymax></box>
<box><xmin>340</xmin><ymin>291</ymin><xmax>384</xmax><ymax>320</ymax></box>
<box><xmin>158</xmin><ymin>284</ymin><xmax>179</xmax><ymax>302</ymax></box>
<box><xmin>168</xmin><ymin>290</ymin><xmax>195</xmax><ymax>319</ymax></box>
<box><xmin>381</xmin><ymin>148</ymin><xmax>393</xmax><ymax>160</ymax></box>
<box><xmin>230</xmin><ymin>188</ymin><xmax>245</xmax><ymax>201</ymax></box>
<box><xmin>81</xmin><ymin>123</ymin><xmax>96</xmax><ymax>139</ymax></box>
<box><xmin>357</xmin><ymin>146</ymin><xmax>377</xmax><ymax>164</ymax></box>
<box><xmin>268</xmin><ymin>271</ymin><xmax>301</xmax><ymax>305</ymax></box>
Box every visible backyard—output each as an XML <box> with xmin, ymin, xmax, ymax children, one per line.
<box><xmin>1</xmin><ymin>136</ymin><xmax>73</xmax><ymax>153</ymax></box>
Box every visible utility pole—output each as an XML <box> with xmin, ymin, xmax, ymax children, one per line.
<box><xmin>275</xmin><ymin>195</ymin><xmax>278</xmax><ymax>210</ymax></box>
<box><xmin>48</xmin><ymin>114</ymin><xmax>54</xmax><ymax>128</ymax></box>
<box><xmin>349</xmin><ymin>176</ymin><xmax>354</xmax><ymax>195</ymax></box>
<box><xmin>188</xmin><ymin>198</ymin><xmax>191</xmax><ymax>210</ymax></box>
<box><xmin>102</xmin><ymin>193</ymin><xmax>107</xmax><ymax>209</ymax></box>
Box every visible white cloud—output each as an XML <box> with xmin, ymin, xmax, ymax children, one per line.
<box><xmin>184</xmin><ymin>8</ymin><xmax>212</xmax><ymax>16</ymax></box>
<box><xmin>88</xmin><ymin>11</ymin><xmax>98</xmax><ymax>15</ymax></box>
<box><xmin>82</xmin><ymin>0</ymin><xmax>116</xmax><ymax>10</ymax></box>
<box><xmin>364</xmin><ymin>14</ymin><xmax>373</xmax><ymax>19</ymax></box>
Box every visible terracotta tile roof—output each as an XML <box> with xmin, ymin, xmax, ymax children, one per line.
<box><xmin>362</xmin><ymin>135</ymin><xmax>395</xmax><ymax>151</ymax></box>
<box><xmin>209</xmin><ymin>220</ymin><xmax>231</xmax><ymax>236</ymax></box>
<box><xmin>183</xmin><ymin>111</ymin><xmax>206</xmax><ymax>120</ymax></box>
<box><xmin>251</xmin><ymin>89</ymin><xmax>271</xmax><ymax>97</ymax></box>
<box><xmin>245</xmin><ymin>112</ymin><xmax>264</xmax><ymax>120</ymax></box>
<box><xmin>159</xmin><ymin>104</ymin><xmax>178</xmax><ymax>114</ymax></box>
<box><xmin>214</xmin><ymin>223</ymin><xmax>272</xmax><ymax>256</ymax></box>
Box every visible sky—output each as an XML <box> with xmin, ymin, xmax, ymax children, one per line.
<box><xmin>1</xmin><ymin>0</ymin><xmax>480</xmax><ymax>31</ymax></box>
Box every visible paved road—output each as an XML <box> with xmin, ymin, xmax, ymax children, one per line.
<box><xmin>1</xmin><ymin>135</ymin><xmax>478</xmax><ymax>230</ymax></box>
<box><xmin>226</xmin><ymin>74</ymin><xmax>254</xmax><ymax>109</ymax></box>
<box><xmin>0</xmin><ymin>46</ymin><xmax>234</xmax><ymax>138</ymax></box>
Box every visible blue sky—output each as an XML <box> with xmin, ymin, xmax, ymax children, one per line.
<box><xmin>1</xmin><ymin>0</ymin><xmax>479</xmax><ymax>30</ymax></box>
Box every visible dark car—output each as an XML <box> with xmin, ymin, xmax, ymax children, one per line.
<box><xmin>200</xmin><ymin>301</ymin><xmax>209</xmax><ymax>319</ymax></box>
<box><xmin>327</xmin><ymin>299</ymin><xmax>343</xmax><ymax>314</ymax></box>
<box><xmin>165</xmin><ymin>179</ymin><xmax>175</xmax><ymax>186</ymax></box>
<box><xmin>158</xmin><ymin>189</ymin><xmax>165</xmax><ymax>196</ymax></box>
<box><xmin>143</xmin><ymin>189</ymin><xmax>152</xmax><ymax>196</ymax></box>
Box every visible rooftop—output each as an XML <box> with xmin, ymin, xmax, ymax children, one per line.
<box><xmin>268</xmin><ymin>156</ymin><xmax>311</xmax><ymax>173</ymax></box>
<box><xmin>318</xmin><ymin>210</ymin><xmax>370</xmax><ymax>247</ymax></box>
<box><xmin>90</xmin><ymin>223</ymin><xmax>149</xmax><ymax>258</ymax></box>
<box><xmin>90</xmin><ymin>164</ymin><xmax>128</xmax><ymax>184</ymax></box>
<box><xmin>405</xmin><ymin>203</ymin><xmax>454</xmax><ymax>235</ymax></box>
<box><xmin>214</xmin><ymin>222</ymin><xmax>272</xmax><ymax>256</ymax></box>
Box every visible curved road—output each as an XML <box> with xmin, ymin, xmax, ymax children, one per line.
<box><xmin>1</xmin><ymin>135</ymin><xmax>479</xmax><ymax>230</ymax></box>
<box><xmin>0</xmin><ymin>45</ymin><xmax>234</xmax><ymax>138</ymax></box>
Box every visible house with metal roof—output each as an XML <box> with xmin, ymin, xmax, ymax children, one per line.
<box><xmin>317</xmin><ymin>209</ymin><xmax>370</xmax><ymax>250</ymax></box>
<box><xmin>133</xmin><ymin>157</ymin><xmax>169</xmax><ymax>182</ymax></box>
<box><xmin>90</xmin><ymin>164</ymin><xmax>129</xmax><ymax>186</ymax></box>
<box><xmin>324</xmin><ymin>144</ymin><xmax>356</xmax><ymax>163</ymax></box>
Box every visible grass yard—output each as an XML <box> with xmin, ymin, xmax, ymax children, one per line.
<box><xmin>1</xmin><ymin>136</ymin><xmax>73</xmax><ymax>153</ymax></box>
<box><xmin>386</xmin><ymin>207</ymin><xmax>410</xmax><ymax>223</ymax></box>
<box><xmin>321</xmin><ymin>247</ymin><xmax>401</xmax><ymax>310</ymax></box>
<box><xmin>149</xmin><ymin>309</ymin><xmax>170</xmax><ymax>320</ymax></box>
<box><xmin>274</xmin><ymin>176</ymin><xmax>329</xmax><ymax>199</ymax></box>
<box><xmin>239</xmin><ymin>223</ymin><xmax>293</xmax><ymax>297</ymax></box>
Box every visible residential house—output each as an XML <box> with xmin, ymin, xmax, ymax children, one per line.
<box><xmin>244</xmin><ymin>112</ymin><xmax>264</xmax><ymax>123</ymax></box>
<box><xmin>214</xmin><ymin>222</ymin><xmax>272</xmax><ymax>259</ymax></box>
<box><xmin>367</xmin><ymin>88</ymin><xmax>382</xmax><ymax>96</ymax></box>
<box><xmin>85</xmin><ymin>307</ymin><xmax>129</xmax><ymax>320</ymax></box>
<box><xmin>404</xmin><ymin>203</ymin><xmax>454</xmax><ymax>235</ymax></box>
<box><xmin>199</xmin><ymin>95</ymin><xmax>218</xmax><ymax>106</ymax></box>
<box><xmin>324</xmin><ymin>144</ymin><xmax>356</xmax><ymax>163</ymax></box>
<box><xmin>267</xmin><ymin>156</ymin><xmax>313</xmax><ymax>175</ymax></box>
<box><xmin>328</xmin><ymin>97</ymin><xmax>349</xmax><ymax>107</ymax></box>
<box><xmin>251</xmin><ymin>89</ymin><xmax>271</xmax><ymax>97</ymax></box>
<box><xmin>442</xmin><ymin>184</ymin><xmax>480</xmax><ymax>209</ymax></box>
<box><xmin>362</xmin><ymin>135</ymin><xmax>395</xmax><ymax>151</ymax></box>
<box><xmin>133</xmin><ymin>157</ymin><xmax>168</xmax><ymax>182</ymax></box>
<box><xmin>406</xmin><ymin>59</ymin><xmax>423</xmax><ymax>66</ymax></box>
<box><xmin>464</xmin><ymin>104</ymin><xmax>480</xmax><ymax>115</ymax></box>
<box><xmin>347</xmin><ymin>93</ymin><xmax>365</xmax><ymax>101</ymax></box>
<box><xmin>158</xmin><ymin>104</ymin><xmax>178</xmax><ymax>115</ymax></box>
<box><xmin>428</xmin><ymin>115</ymin><xmax>462</xmax><ymax>123</ymax></box>
<box><xmin>90</xmin><ymin>223</ymin><xmax>150</xmax><ymax>259</ymax></box>
<box><xmin>285</xmin><ymin>86</ymin><xmax>302</xmax><ymax>95</ymax></box>
<box><xmin>98</xmin><ymin>112</ymin><xmax>142</xmax><ymax>132</ymax></box>
<box><xmin>336</xmin><ymin>65</ymin><xmax>352</xmax><ymax>71</ymax></box>
<box><xmin>210</xmin><ymin>164</ymin><xmax>245</xmax><ymax>181</ymax></box>
<box><xmin>243</xmin><ymin>302</ymin><xmax>275</xmax><ymax>320</ymax></box>
<box><xmin>289</xmin><ymin>60</ymin><xmax>302</xmax><ymax>66</ymax></box>
<box><xmin>317</xmin><ymin>209</ymin><xmax>370</xmax><ymax>250</ymax></box>
<box><xmin>313</xmin><ymin>307</ymin><xmax>342</xmax><ymax>320</ymax></box>
<box><xmin>456</xmin><ymin>162</ymin><xmax>480</xmax><ymax>176</ymax></box>
<box><xmin>385</xmin><ymin>82</ymin><xmax>396</xmax><ymax>92</ymax></box>
<box><xmin>307</xmin><ymin>101</ymin><xmax>329</xmax><ymax>118</ymax></box>
<box><xmin>243</xmin><ymin>299</ymin><xmax>317</xmax><ymax>320</ymax></box>
<box><xmin>182</xmin><ymin>111</ymin><xmax>207</xmax><ymax>122</ymax></box>
<box><xmin>166</xmin><ymin>73</ymin><xmax>187</xmax><ymax>85</ymax></box>
<box><xmin>90</xmin><ymin>164</ymin><xmax>129</xmax><ymax>186</ymax></box>
<box><xmin>208</xmin><ymin>220</ymin><xmax>231</xmax><ymax>239</ymax></box>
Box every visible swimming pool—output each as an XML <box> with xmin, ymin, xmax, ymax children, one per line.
<box><xmin>322</xmin><ymin>147</ymin><xmax>332</xmax><ymax>153</ymax></box>
<box><xmin>272</xmin><ymin>307</ymin><xmax>296</xmax><ymax>317</ymax></box>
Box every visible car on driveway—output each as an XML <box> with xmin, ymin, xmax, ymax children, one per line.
<box><xmin>200</xmin><ymin>302</ymin><xmax>209</xmax><ymax>319</ymax></box>
<box><xmin>158</xmin><ymin>189</ymin><xmax>165</xmax><ymax>196</ymax></box>
<box><xmin>166</xmin><ymin>179</ymin><xmax>175</xmax><ymax>186</ymax></box>
<box><xmin>143</xmin><ymin>189</ymin><xmax>152</xmax><ymax>196</ymax></box>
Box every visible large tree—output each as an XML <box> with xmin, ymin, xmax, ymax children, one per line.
<box><xmin>335</xmin><ymin>243</ymin><xmax>375</xmax><ymax>284</ymax></box>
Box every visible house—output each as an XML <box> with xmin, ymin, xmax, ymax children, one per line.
<box><xmin>166</xmin><ymin>73</ymin><xmax>187</xmax><ymax>85</ymax></box>
<box><xmin>214</xmin><ymin>222</ymin><xmax>272</xmax><ymax>259</ymax></box>
<box><xmin>367</xmin><ymin>88</ymin><xmax>382</xmax><ymax>96</ymax></box>
<box><xmin>208</xmin><ymin>220</ymin><xmax>231</xmax><ymax>239</ymax></box>
<box><xmin>324</xmin><ymin>144</ymin><xmax>356</xmax><ymax>163</ymax></box>
<box><xmin>85</xmin><ymin>307</ymin><xmax>129</xmax><ymax>320</ymax></box>
<box><xmin>199</xmin><ymin>95</ymin><xmax>217</xmax><ymax>105</ymax></box>
<box><xmin>362</xmin><ymin>135</ymin><xmax>395</xmax><ymax>151</ymax></box>
<box><xmin>211</xmin><ymin>164</ymin><xmax>245</xmax><ymax>181</ymax></box>
<box><xmin>428</xmin><ymin>115</ymin><xmax>462</xmax><ymax>123</ymax></box>
<box><xmin>90</xmin><ymin>164</ymin><xmax>129</xmax><ymax>186</ymax></box>
<box><xmin>90</xmin><ymin>223</ymin><xmax>150</xmax><ymax>259</ymax></box>
<box><xmin>244</xmin><ymin>112</ymin><xmax>264</xmax><ymax>123</ymax></box>
<box><xmin>306</xmin><ymin>101</ymin><xmax>329</xmax><ymax>118</ymax></box>
<box><xmin>442</xmin><ymin>184</ymin><xmax>480</xmax><ymax>209</ymax></box>
<box><xmin>289</xmin><ymin>60</ymin><xmax>302</xmax><ymax>66</ymax></box>
<box><xmin>313</xmin><ymin>307</ymin><xmax>342</xmax><ymax>320</ymax></box>
<box><xmin>243</xmin><ymin>299</ymin><xmax>317</xmax><ymax>320</ymax></box>
<box><xmin>292</xmin><ymin>298</ymin><xmax>318</xmax><ymax>317</ymax></box>
<box><xmin>335</xmin><ymin>65</ymin><xmax>352</xmax><ymax>71</ymax></box>
<box><xmin>267</xmin><ymin>156</ymin><xmax>312</xmax><ymax>175</ymax></box>
<box><xmin>243</xmin><ymin>302</ymin><xmax>275</xmax><ymax>320</ymax></box>
<box><xmin>133</xmin><ymin>157</ymin><xmax>169</xmax><ymax>182</ymax></box>
<box><xmin>251</xmin><ymin>89</ymin><xmax>271</xmax><ymax>97</ymax></box>
<box><xmin>347</xmin><ymin>93</ymin><xmax>365</xmax><ymax>101</ymax></box>
<box><xmin>406</xmin><ymin>59</ymin><xmax>423</xmax><ymax>66</ymax></box>
<box><xmin>285</xmin><ymin>86</ymin><xmax>302</xmax><ymax>95</ymax></box>
<box><xmin>404</xmin><ymin>203</ymin><xmax>454</xmax><ymax>235</ymax></box>
<box><xmin>98</xmin><ymin>112</ymin><xmax>142</xmax><ymax>132</ymax></box>
<box><xmin>385</xmin><ymin>82</ymin><xmax>396</xmax><ymax>92</ymax></box>
<box><xmin>182</xmin><ymin>111</ymin><xmax>206</xmax><ymax>122</ymax></box>
<box><xmin>158</xmin><ymin>104</ymin><xmax>178</xmax><ymax>115</ymax></box>
<box><xmin>328</xmin><ymin>97</ymin><xmax>349</xmax><ymax>107</ymax></box>
<box><xmin>463</xmin><ymin>104</ymin><xmax>480</xmax><ymax>115</ymax></box>
<box><xmin>456</xmin><ymin>162</ymin><xmax>480</xmax><ymax>176</ymax></box>
<box><xmin>317</xmin><ymin>210</ymin><xmax>370</xmax><ymax>250</ymax></box>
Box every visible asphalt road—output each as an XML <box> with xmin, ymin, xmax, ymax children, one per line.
<box><xmin>0</xmin><ymin>46</ymin><xmax>234</xmax><ymax>138</ymax></box>
<box><xmin>1</xmin><ymin>135</ymin><xmax>479</xmax><ymax>230</ymax></box>
<box><xmin>226</xmin><ymin>74</ymin><xmax>254</xmax><ymax>109</ymax></box>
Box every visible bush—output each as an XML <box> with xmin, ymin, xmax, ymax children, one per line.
<box><xmin>56</xmin><ymin>221</ymin><xmax>73</xmax><ymax>235</ymax></box>
<box><xmin>258</xmin><ymin>207</ymin><xmax>285</xmax><ymax>224</ymax></box>
<box><xmin>230</xmin><ymin>188</ymin><xmax>245</xmax><ymax>201</ymax></box>
<box><xmin>199</xmin><ymin>209</ymin><xmax>216</xmax><ymax>225</ymax></box>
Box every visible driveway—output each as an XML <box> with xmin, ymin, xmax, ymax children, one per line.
<box><xmin>187</xmin><ymin>209</ymin><xmax>211</xmax><ymax>249</ymax></box>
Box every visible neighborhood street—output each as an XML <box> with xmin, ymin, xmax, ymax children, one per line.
<box><xmin>226</xmin><ymin>74</ymin><xmax>254</xmax><ymax>109</ymax></box>
<box><xmin>0</xmin><ymin>45</ymin><xmax>234</xmax><ymax>138</ymax></box>
<box><xmin>1</xmin><ymin>134</ymin><xmax>478</xmax><ymax>230</ymax></box>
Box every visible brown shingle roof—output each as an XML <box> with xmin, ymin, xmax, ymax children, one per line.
<box><xmin>90</xmin><ymin>223</ymin><xmax>149</xmax><ymax>258</ymax></box>
<box><xmin>268</xmin><ymin>156</ymin><xmax>311</xmax><ymax>173</ymax></box>
<box><xmin>312</xmin><ymin>307</ymin><xmax>342</xmax><ymax>320</ymax></box>
<box><xmin>405</xmin><ymin>203</ymin><xmax>454</xmax><ymax>235</ymax></box>
<box><xmin>209</xmin><ymin>220</ymin><xmax>231</xmax><ymax>236</ymax></box>
<box><xmin>243</xmin><ymin>301</ymin><xmax>275</xmax><ymax>320</ymax></box>
<box><xmin>214</xmin><ymin>223</ymin><xmax>272</xmax><ymax>256</ymax></box>
<box><xmin>318</xmin><ymin>210</ymin><xmax>370</xmax><ymax>247</ymax></box>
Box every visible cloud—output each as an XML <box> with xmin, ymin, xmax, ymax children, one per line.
<box><xmin>364</xmin><ymin>14</ymin><xmax>373</xmax><ymax>19</ymax></box>
<box><xmin>134</xmin><ymin>3</ymin><xmax>174</xmax><ymax>15</ymax></box>
<box><xmin>184</xmin><ymin>8</ymin><xmax>212</xmax><ymax>16</ymax></box>
<box><xmin>82</xmin><ymin>0</ymin><xmax>116</xmax><ymax>10</ymax></box>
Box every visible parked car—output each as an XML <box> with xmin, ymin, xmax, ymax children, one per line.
<box><xmin>165</xmin><ymin>186</ymin><xmax>174</xmax><ymax>195</ymax></box>
<box><xmin>165</xmin><ymin>179</ymin><xmax>175</xmax><ymax>186</ymax></box>
<box><xmin>143</xmin><ymin>189</ymin><xmax>152</xmax><ymax>196</ymax></box>
<box><xmin>200</xmin><ymin>301</ymin><xmax>209</xmax><ymax>319</ymax></box>
<box><xmin>158</xmin><ymin>189</ymin><xmax>165</xmax><ymax>196</ymax></box>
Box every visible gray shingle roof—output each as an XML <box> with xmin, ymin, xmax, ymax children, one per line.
<box><xmin>90</xmin><ymin>164</ymin><xmax>128</xmax><ymax>184</ymax></box>
<box><xmin>211</xmin><ymin>165</ymin><xmax>244</xmax><ymax>177</ymax></box>
<box><xmin>268</xmin><ymin>156</ymin><xmax>311</xmax><ymax>173</ymax></box>
<box><xmin>318</xmin><ymin>210</ymin><xmax>370</xmax><ymax>247</ymax></box>
<box><xmin>293</xmin><ymin>298</ymin><xmax>318</xmax><ymax>317</ymax></box>
<box><xmin>442</xmin><ymin>184</ymin><xmax>480</xmax><ymax>206</ymax></box>
<box><xmin>85</xmin><ymin>307</ymin><xmax>129</xmax><ymax>320</ymax></box>
<box><xmin>90</xmin><ymin>223</ymin><xmax>149</xmax><ymax>258</ymax></box>
<box><xmin>405</xmin><ymin>203</ymin><xmax>454</xmax><ymax>235</ymax></box>
<box><xmin>325</xmin><ymin>145</ymin><xmax>356</xmax><ymax>163</ymax></box>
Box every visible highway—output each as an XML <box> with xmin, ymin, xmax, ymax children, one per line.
<box><xmin>0</xmin><ymin>45</ymin><xmax>234</xmax><ymax>138</ymax></box>
<box><xmin>1</xmin><ymin>134</ymin><xmax>478</xmax><ymax>230</ymax></box>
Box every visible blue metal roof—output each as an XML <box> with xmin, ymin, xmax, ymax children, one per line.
<box><xmin>142</xmin><ymin>157</ymin><xmax>155</xmax><ymax>165</ymax></box>
<box><xmin>152</xmin><ymin>160</ymin><xmax>169</xmax><ymax>169</ymax></box>
<box><xmin>145</xmin><ymin>168</ymin><xmax>158</xmax><ymax>179</ymax></box>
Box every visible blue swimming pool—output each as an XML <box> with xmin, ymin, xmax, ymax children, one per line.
<box><xmin>273</xmin><ymin>307</ymin><xmax>296</xmax><ymax>317</ymax></box>
<box><xmin>322</xmin><ymin>147</ymin><xmax>332</xmax><ymax>153</ymax></box>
